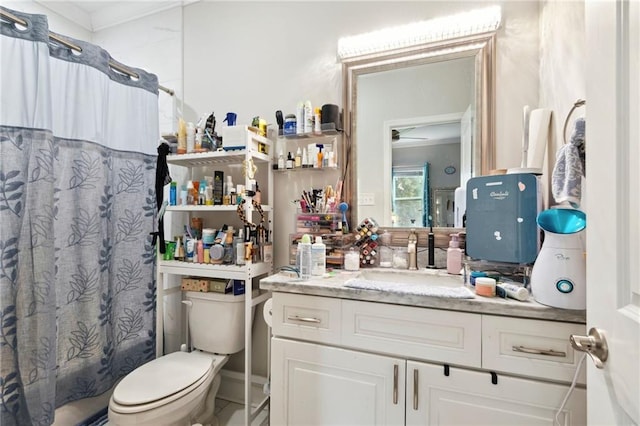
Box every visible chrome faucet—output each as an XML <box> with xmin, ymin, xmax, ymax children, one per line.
<box><xmin>407</xmin><ymin>228</ymin><xmax>418</xmax><ymax>270</ymax></box>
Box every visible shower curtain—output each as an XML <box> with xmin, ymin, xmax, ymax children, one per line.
<box><xmin>0</xmin><ymin>8</ymin><xmax>158</xmax><ymax>426</ymax></box>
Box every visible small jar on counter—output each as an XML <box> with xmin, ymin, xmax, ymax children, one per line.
<box><xmin>344</xmin><ymin>248</ymin><xmax>360</xmax><ymax>271</ymax></box>
<box><xmin>475</xmin><ymin>277</ymin><xmax>496</xmax><ymax>297</ymax></box>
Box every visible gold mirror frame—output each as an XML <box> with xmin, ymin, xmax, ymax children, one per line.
<box><xmin>340</xmin><ymin>32</ymin><xmax>496</xmax><ymax>245</ymax></box>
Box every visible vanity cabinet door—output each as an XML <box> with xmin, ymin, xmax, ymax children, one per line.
<box><xmin>405</xmin><ymin>361</ymin><xmax>586</xmax><ymax>425</ymax></box>
<box><xmin>271</xmin><ymin>337</ymin><xmax>406</xmax><ymax>426</ymax></box>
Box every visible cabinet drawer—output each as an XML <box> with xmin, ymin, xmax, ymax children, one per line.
<box><xmin>272</xmin><ymin>293</ymin><xmax>341</xmax><ymax>344</ymax></box>
<box><xmin>482</xmin><ymin>315</ymin><xmax>586</xmax><ymax>385</ymax></box>
<box><xmin>342</xmin><ymin>300</ymin><xmax>481</xmax><ymax>367</ymax></box>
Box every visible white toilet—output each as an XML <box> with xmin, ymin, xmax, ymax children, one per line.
<box><xmin>108</xmin><ymin>291</ymin><xmax>253</xmax><ymax>426</ymax></box>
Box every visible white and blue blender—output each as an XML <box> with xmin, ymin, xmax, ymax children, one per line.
<box><xmin>530</xmin><ymin>208</ymin><xmax>586</xmax><ymax>310</ymax></box>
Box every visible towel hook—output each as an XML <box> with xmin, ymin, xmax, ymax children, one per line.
<box><xmin>563</xmin><ymin>99</ymin><xmax>586</xmax><ymax>145</ymax></box>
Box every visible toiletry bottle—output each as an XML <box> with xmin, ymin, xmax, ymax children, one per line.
<box><xmin>235</xmin><ymin>228</ymin><xmax>246</xmax><ymax>265</ymax></box>
<box><xmin>197</xmin><ymin>239</ymin><xmax>204</xmax><ymax>263</ymax></box>
<box><xmin>254</xmin><ymin>183</ymin><xmax>261</xmax><ymax>204</ymax></box>
<box><xmin>311</xmin><ymin>236</ymin><xmax>326</xmax><ymax>276</ymax></box>
<box><xmin>294</xmin><ymin>147</ymin><xmax>302</xmax><ymax>168</ymax></box>
<box><xmin>304</xmin><ymin>101</ymin><xmax>313</xmax><ymax>133</ymax></box>
<box><xmin>296</xmin><ymin>102</ymin><xmax>305</xmax><ymax>135</ymax></box>
<box><xmin>278</xmin><ymin>150</ymin><xmax>285</xmax><ymax>170</ymax></box>
<box><xmin>447</xmin><ymin>233</ymin><xmax>463</xmax><ymax>274</ymax></box>
<box><xmin>224</xmin><ymin>226</ymin><xmax>234</xmax><ymax>264</ymax></box>
<box><xmin>177</xmin><ymin>118</ymin><xmax>187</xmax><ymax>154</ymax></box>
<box><xmin>198</xmin><ymin>179</ymin><xmax>207</xmax><ymax>205</ymax></box>
<box><xmin>297</xmin><ymin>234</ymin><xmax>313</xmax><ymax>280</ymax></box>
<box><xmin>180</xmin><ymin>185</ymin><xmax>187</xmax><ymax>206</ymax></box>
<box><xmin>195</xmin><ymin>126</ymin><xmax>203</xmax><ymax>152</ymax></box>
<box><xmin>223</xmin><ymin>175</ymin><xmax>234</xmax><ymax>205</ymax></box>
<box><xmin>316</xmin><ymin>144</ymin><xmax>323</xmax><ymax>168</ymax></box>
<box><xmin>301</xmin><ymin>148</ymin><xmax>308</xmax><ymax>168</ymax></box>
<box><xmin>286</xmin><ymin>152</ymin><xmax>294</xmax><ymax>169</ymax></box>
<box><xmin>186</xmin><ymin>122</ymin><xmax>195</xmax><ymax>153</ymax></box>
<box><xmin>169</xmin><ymin>181</ymin><xmax>177</xmax><ymax>205</ymax></box>
<box><xmin>314</xmin><ymin>107</ymin><xmax>322</xmax><ymax>134</ymax></box>
<box><xmin>186</xmin><ymin>180</ymin><xmax>195</xmax><ymax>205</ymax></box>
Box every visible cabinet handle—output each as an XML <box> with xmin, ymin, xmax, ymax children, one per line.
<box><xmin>512</xmin><ymin>345</ymin><xmax>566</xmax><ymax>357</ymax></box>
<box><xmin>287</xmin><ymin>315</ymin><xmax>321</xmax><ymax>323</ymax></box>
<box><xmin>413</xmin><ymin>369</ymin><xmax>419</xmax><ymax>410</ymax></box>
<box><xmin>393</xmin><ymin>364</ymin><xmax>399</xmax><ymax>405</ymax></box>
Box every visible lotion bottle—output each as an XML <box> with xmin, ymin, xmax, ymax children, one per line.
<box><xmin>297</xmin><ymin>234</ymin><xmax>313</xmax><ymax>280</ymax></box>
<box><xmin>446</xmin><ymin>233</ymin><xmax>463</xmax><ymax>274</ymax></box>
<box><xmin>311</xmin><ymin>236</ymin><xmax>326</xmax><ymax>276</ymax></box>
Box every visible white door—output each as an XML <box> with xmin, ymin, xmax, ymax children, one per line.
<box><xmin>586</xmin><ymin>1</ymin><xmax>639</xmax><ymax>424</ymax></box>
<box><xmin>405</xmin><ymin>361</ymin><xmax>585</xmax><ymax>425</ymax></box>
<box><xmin>271</xmin><ymin>337</ymin><xmax>406</xmax><ymax>426</ymax></box>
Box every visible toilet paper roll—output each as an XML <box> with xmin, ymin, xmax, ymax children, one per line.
<box><xmin>527</xmin><ymin>108</ymin><xmax>552</xmax><ymax>170</ymax></box>
<box><xmin>263</xmin><ymin>298</ymin><xmax>273</xmax><ymax>327</ymax></box>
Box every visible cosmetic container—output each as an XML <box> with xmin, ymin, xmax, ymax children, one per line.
<box><xmin>311</xmin><ymin>236</ymin><xmax>326</xmax><ymax>276</ymax></box>
<box><xmin>475</xmin><ymin>277</ymin><xmax>496</xmax><ymax>297</ymax></box>
<box><xmin>344</xmin><ymin>248</ymin><xmax>360</xmax><ymax>271</ymax></box>
<box><xmin>297</xmin><ymin>234</ymin><xmax>313</xmax><ymax>280</ymax></box>
<box><xmin>497</xmin><ymin>282</ymin><xmax>529</xmax><ymax>301</ymax></box>
<box><xmin>447</xmin><ymin>233</ymin><xmax>463</xmax><ymax>274</ymax></box>
<box><xmin>169</xmin><ymin>181</ymin><xmax>177</xmax><ymax>205</ymax></box>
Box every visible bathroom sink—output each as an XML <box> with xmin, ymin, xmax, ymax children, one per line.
<box><xmin>345</xmin><ymin>269</ymin><xmax>474</xmax><ymax>299</ymax></box>
<box><xmin>357</xmin><ymin>269</ymin><xmax>463</xmax><ymax>287</ymax></box>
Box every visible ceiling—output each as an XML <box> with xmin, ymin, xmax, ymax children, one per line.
<box><xmin>392</xmin><ymin>121</ymin><xmax>461</xmax><ymax>148</ymax></box>
<box><xmin>35</xmin><ymin>1</ymin><xmax>187</xmax><ymax>32</ymax></box>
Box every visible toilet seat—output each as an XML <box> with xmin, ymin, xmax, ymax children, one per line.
<box><xmin>110</xmin><ymin>351</ymin><xmax>227</xmax><ymax>414</ymax></box>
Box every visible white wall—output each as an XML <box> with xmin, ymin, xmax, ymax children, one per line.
<box><xmin>92</xmin><ymin>7</ymin><xmax>182</xmax><ymax>136</ymax></box>
<box><xmin>539</xmin><ymin>0</ymin><xmax>586</xmax><ymax>208</ymax></box>
<box><xmin>4</xmin><ymin>0</ymin><xmax>91</xmax><ymax>40</ymax></box>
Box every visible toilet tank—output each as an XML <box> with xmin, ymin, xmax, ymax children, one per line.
<box><xmin>185</xmin><ymin>290</ymin><xmax>256</xmax><ymax>355</ymax></box>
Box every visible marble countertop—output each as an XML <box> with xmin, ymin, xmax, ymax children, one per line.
<box><xmin>259</xmin><ymin>268</ymin><xmax>587</xmax><ymax>324</ymax></box>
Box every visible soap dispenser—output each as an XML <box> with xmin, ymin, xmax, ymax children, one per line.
<box><xmin>447</xmin><ymin>233</ymin><xmax>463</xmax><ymax>275</ymax></box>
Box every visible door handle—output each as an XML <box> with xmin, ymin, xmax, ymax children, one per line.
<box><xmin>413</xmin><ymin>369</ymin><xmax>419</xmax><ymax>410</ymax></box>
<box><xmin>570</xmin><ymin>327</ymin><xmax>608</xmax><ymax>369</ymax></box>
<box><xmin>393</xmin><ymin>364</ymin><xmax>399</xmax><ymax>405</ymax></box>
<box><xmin>286</xmin><ymin>315</ymin><xmax>321</xmax><ymax>323</ymax></box>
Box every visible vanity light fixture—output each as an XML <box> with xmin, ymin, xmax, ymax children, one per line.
<box><xmin>337</xmin><ymin>5</ymin><xmax>501</xmax><ymax>60</ymax></box>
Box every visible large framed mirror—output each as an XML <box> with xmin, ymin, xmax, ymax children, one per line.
<box><xmin>341</xmin><ymin>29</ymin><xmax>496</xmax><ymax>237</ymax></box>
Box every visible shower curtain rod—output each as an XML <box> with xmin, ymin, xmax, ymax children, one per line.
<box><xmin>1</xmin><ymin>9</ymin><xmax>175</xmax><ymax>96</ymax></box>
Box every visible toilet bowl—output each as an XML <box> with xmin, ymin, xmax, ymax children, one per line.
<box><xmin>108</xmin><ymin>351</ymin><xmax>226</xmax><ymax>426</ymax></box>
<box><xmin>108</xmin><ymin>291</ymin><xmax>254</xmax><ymax>426</ymax></box>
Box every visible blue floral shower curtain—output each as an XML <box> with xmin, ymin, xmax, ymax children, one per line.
<box><xmin>0</xmin><ymin>8</ymin><xmax>158</xmax><ymax>425</ymax></box>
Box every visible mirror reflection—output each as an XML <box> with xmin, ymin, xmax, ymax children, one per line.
<box><xmin>344</xmin><ymin>33</ymin><xmax>495</xmax><ymax>229</ymax></box>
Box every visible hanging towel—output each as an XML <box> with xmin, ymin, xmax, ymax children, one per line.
<box><xmin>153</xmin><ymin>142</ymin><xmax>172</xmax><ymax>253</ymax></box>
<box><xmin>552</xmin><ymin>118</ymin><xmax>585</xmax><ymax>208</ymax></box>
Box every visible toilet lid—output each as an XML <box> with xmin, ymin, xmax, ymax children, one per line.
<box><xmin>112</xmin><ymin>351</ymin><xmax>215</xmax><ymax>406</ymax></box>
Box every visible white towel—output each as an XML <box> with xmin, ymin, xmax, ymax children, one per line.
<box><xmin>344</xmin><ymin>279</ymin><xmax>475</xmax><ymax>299</ymax></box>
<box><xmin>552</xmin><ymin>118</ymin><xmax>585</xmax><ymax>208</ymax></box>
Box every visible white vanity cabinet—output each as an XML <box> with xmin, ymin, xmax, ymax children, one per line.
<box><xmin>269</xmin><ymin>292</ymin><xmax>587</xmax><ymax>425</ymax></box>
<box><xmin>272</xmin><ymin>338</ymin><xmax>406</xmax><ymax>425</ymax></box>
<box><xmin>406</xmin><ymin>361</ymin><xmax>585</xmax><ymax>425</ymax></box>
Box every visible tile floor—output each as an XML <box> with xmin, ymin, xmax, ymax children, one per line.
<box><xmin>53</xmin><ymin>395</ymin><xmax>268</xmax><ymax>426</ymax></box>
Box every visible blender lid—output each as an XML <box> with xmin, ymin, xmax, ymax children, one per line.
<box><xmin>537</xmin><ymin>208</ymin><xmax>586</xmax><ymax>234</ymax></box>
